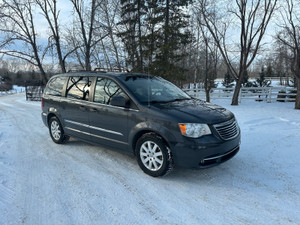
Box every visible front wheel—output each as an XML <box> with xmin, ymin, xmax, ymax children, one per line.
<box><xmin>135</xmin><ymin>133</ymin><xmax>173</xmax><ymax>177</ymax></box>
<box><xmin>49</xmin><ymin>117</ymin><xmax>69</xmax><ymax>144</ymax></box>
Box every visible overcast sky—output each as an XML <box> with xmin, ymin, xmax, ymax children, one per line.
<box><xmin>0</xmin><ymin>0</ymin><xmax>286</xmax><ymax>71</ymax></box>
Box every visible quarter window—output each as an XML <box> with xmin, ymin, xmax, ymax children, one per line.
<box><xmin>66</xmin><ymin>76</ymin><xmax>91</xmax><ymax>100</ymax></box>
<box><xmin>94</xmin><ymin>78</ymin><xmax>127</xmax><ymax>104</ymax></box>
<box><xmin>44</xmin><ymin>76</ymin><xmax>67</xmax><ymax>96</ymax></box>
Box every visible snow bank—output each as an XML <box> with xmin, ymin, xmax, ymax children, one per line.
<box><xmin>0</xmin><ymin>94</ymin><xmax>299</xmax><ymax>225</ymax></box>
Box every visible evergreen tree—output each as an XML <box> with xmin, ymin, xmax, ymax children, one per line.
<box><xmin>118</xmin><ymin>0</ymin><xmax>146</xmax><ymax>72</ymax></box>
<box><xmin>266</xmin><ymin>63</ymin><xmax>273</xmax><ymax>77</ymax></box>
<box><xmin>150</xmin><ymin>0</ymin><xmax>192</xmax><ymax>82</ymax></box>
<box><xmin>222</xmin><ymin>70</ymin><xmax>234</xmax><ymax>88</ymax></box>
<box><xmin>242</xmin><ymin>70</ymin><xmax>250</xmax><ymax>87</ymax></box>
<box><xmin>142</xmin><ymin>0</ymin><xmax>163</xmax><ymax>70</ymax></box>
<box><xmin>256</xmin><ymin>66</ymin><xmax>271</xmax><ymax>87</ymax></box>
<box><xmin>118</xmin><ymin>0</ymin><xmax>192</xmax><ymax>82</ymax></box>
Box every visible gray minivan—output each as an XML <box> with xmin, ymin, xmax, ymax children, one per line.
<box><xmin>42</xmin><ymin>72</ymin><xmax>240</xmax><ymax>177</ymax></box>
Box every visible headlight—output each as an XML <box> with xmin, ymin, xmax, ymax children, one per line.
<box><xmin>178</xmin><ymin>123</ymin><xmax>211</xmax><ymax>138</ymax></box>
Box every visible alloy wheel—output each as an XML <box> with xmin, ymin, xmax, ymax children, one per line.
<box><xmin>140</xmin><ymin>141</ymin><xmax>164</xmax><ymax>171</ymax></box>
<box><xmin>51</xmin><ymin>121</ymin><xmax>61</xmax><ymax>141</ymax></box>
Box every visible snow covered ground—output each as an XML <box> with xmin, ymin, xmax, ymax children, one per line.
<box><xmin>0</xmin><ymin>93</ymin><xmax>299</xmax><ymax>225</ymax></box>
<box><xmin>0</xmin><ymin>86</ymin><xmax>25</xmax><ymax>96</ymax></box>
<box><xmin>12</xmin><ymin>85</ymin><xmax>25</xmax><ymax>93</ymax></box>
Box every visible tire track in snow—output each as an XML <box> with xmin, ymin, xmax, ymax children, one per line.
<box><xmin>0</xmin><ymin>108</ymin><xmax>17</xmax><ymax>222</ymax></box>
<box><xmin>0</xmin><ymin>94</ymin><xmax>48</xmax><ymax>225</ymax></box>
<box><xmin>2</xmin><ymin>93</ymin><xmax>299</xmax><ymax>225</ymax></box>
<box><xmin>60</xmin><ymin>145</ymin><xmax>169</xmax><ymax>224</ymax></box>
<box><xmin>2</xmin><ymin>93</ymin><xmax>94</xmax><ymax>225</ymax></box>
<box><xmin>0</xmin><ymin>181</ymin><xmax>15</xmax><ymax>208</ymax></box>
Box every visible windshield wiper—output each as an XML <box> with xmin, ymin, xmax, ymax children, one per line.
<box><xmin>165</xmin><ymin>98</ymin><xmax>191</xmax><ymax>103</ymax></box>
<box><xmin>141</xmin><ymin>100</ymin><xmax>168</xmax><ymax>104</ymax></box>
<box><xmin>141</xmin><ymin>98</ymin><xmax>190</xmax><ymax>104</ymax></box>
<box><xmin>149</xmin><ymin>100</ymin><xmax>169</xmax><ymax>103</ymax></box>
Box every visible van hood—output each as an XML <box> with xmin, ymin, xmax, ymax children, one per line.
<box><xmin>152</xmin><ymin>99</ymin><xmax>234</xmax><ymax>124</ymax></box>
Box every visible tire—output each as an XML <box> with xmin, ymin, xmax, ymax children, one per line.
<box><xmin>49</xmin><ymin>117</ymin><xmax>69</xmax><ymax>144</ymax></box>
<box><xmin>135</xmin><ymin>133</ymin><xmax>173</xmax><ymax>177</ymax></box>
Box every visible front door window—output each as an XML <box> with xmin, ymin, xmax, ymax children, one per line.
<box><xmin>94</xmin><ymin>78</ymin><xmax>127</xmax><ymax>105</ymax></box>
<box><xmin>66</xmin><ymin>76</ymin><xmax>91</xmax><ymax>101</ymax></box>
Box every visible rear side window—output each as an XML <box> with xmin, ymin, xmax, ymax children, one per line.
<box><xmin>44</xmin><ymin>76</ymin><xmax>67</xmax><ymax>96</ymax></box>
<box><xmin>66</xmin><ymin>76</ymin><xmax>91</xmax><ymax>100</ymax></box>
<box><xmin>94</xmin><ymin>78</ymin><xmax>127</xmax><ymax>104</ymax></box>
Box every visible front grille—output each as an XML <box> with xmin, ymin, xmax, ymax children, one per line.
<box><xmin>213</xmin><ymin>118</ymin><xmax>239</xmax><ymax>140</ymax></box>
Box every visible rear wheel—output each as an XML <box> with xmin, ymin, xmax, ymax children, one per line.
<box><xmin>136</xmin><ymin>133</ymin><xmax>173</xmax><ymax>177</ymax></box>
<box><xmin>49</xmin><ymin>117</ymin><xmax>69</xmax><ymax>144</ymax></box>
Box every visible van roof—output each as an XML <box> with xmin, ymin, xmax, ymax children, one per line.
<box><xmin>51</xmin><ymin>71</ymin><xmax>152</xmax><ymax>79</ymax></box>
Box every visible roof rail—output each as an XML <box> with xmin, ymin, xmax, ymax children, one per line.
<box><xmin>67</xmin><ymin>69</ymin><xmax>87</xmax><ymax>73</ymax></box>
<box><xmin>93</xmin><ymin>67</ymin><xmax>128</xmax><ymax>73</ymax></box>
<box><xmin>66</xmin><ymin>68</ymin><xmax>129</xmax><ymax>73</ymax></box>
<box><xmin>93</xmin><ymin>68</ymin><xmax>108</xmax><ymax>73</ymax></box>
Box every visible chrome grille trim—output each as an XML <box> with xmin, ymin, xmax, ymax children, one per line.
<box><xmin>213</xmin><ymin>118</ymin><xmax>239</xmax><ymax>140</ymax></box>
<box><xmin>202</xmin><ymin>146</ymin><xmax>239</xmax><ymax>161</ymax></box>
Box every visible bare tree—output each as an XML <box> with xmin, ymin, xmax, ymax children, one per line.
<box><xmin>202</xmin><ymin>34</ymin><xmax>219</xmax><ymax>102</ymax></box>
<box><xmin>97</xmin><ymin>0</ymin><xmax>123</xmax><ymax>70</ymax></box>
<box><xmin>35</xmin><ymin>0</ymin><xmax>79</xmax><ymax>73</ymax></box>
<box><xmin>277</xmin><ymin>0</ymin><xmax>300</xmax><ymax>109</ymax></box>
<box><xmin>69</xmin><ymin>0</ymin><xmax>108</xmax><ymax>71</ymax></box>
<box><xmin>273</xmin><ymin>41</ymin><xmax>292</xmax><ymax>86</ymax></box>
<box><xmin>195</xmin><ymin>10</ymin><xmax>219</xmax><ymax>102</ymax></box>
<box><xmin>0</xmin><ymin>0</ymin><xmax>47</xmax><ymax>83</ymax></box>
<box><xmin>195</xmin><ymin>0</ymin><xmax>277</xmax><ymax>105</ymax></box>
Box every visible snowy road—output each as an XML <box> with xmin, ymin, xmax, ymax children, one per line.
<box><xmin>0</xmin><ymin>93</ymin><xmax>299</xmax><ymax>225</ymax></box>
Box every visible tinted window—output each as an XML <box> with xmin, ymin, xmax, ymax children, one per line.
<box><xmin>66</xmin><ymin>76</ymin><xmax>91</xmax><ymax>100</ymax></box>
<box><xmin>119</xmin><ymin>76</ymin><xmax>191</xmax><ymax>103</ymax></box>
<box><xmin>44</xmin><ymin>76</ymin><xmax>67</xmax><ymax>96</ymax></box>
<box><xmin>94</xmin><ymin>78</ymin><xmax>127</xmax><ymax>104</ymax></box>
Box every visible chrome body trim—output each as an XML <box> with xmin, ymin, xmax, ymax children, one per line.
<box><xmin>203</xmin><ymin>146</ymin><xmax>239</xmax><ymax>161</ymax></box>
<box><xmin>65</xmin><ymin>127</ymin><xmax>128</xmax><ymax>145</ymax></box>
<box><xmin>65</xmin><ymin>119</ymin><xmax>123</xmax><ymax>136</ymax></box>
<box><xmin>90</xmin><ymin>101</ymin><xmax>139</xmax><ymax>112</ymax></box>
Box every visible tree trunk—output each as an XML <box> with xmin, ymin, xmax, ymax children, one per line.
<box><xmin>164</xmin><ymin>0</ymin><xmax>169</xmax><ymax>59</ymax></box>
<box><xmin>137</xmin><ymin>0</ymin><xmax>143</xmax><ymax>72</ymax></box>
<box><xmin>205</xmin><ymin>89</ymin><xmax>210</xmax><ymax>102</ymax></box>
<box><xmin>295</xmin><ymin>78</ymin><xmax>300</xmax><ymax>109</ymax></box>
<box><xmin>56</xmin><ymin>41</ymin><xmax>66</xmax><ymax>73</ymax></box>
<box><xmin>85</xmin><ymin>48</ymin><xmax>91</xmax><ymax>71</ymax></box>
<box><xmin>231</xmin><ymin>78</ymin><xmax>243</xmax><ymax>105</ymax></box>
<box><xmin>32</xmin><ymin>43</ymin><xmax>47</xmax><ymax>84</ymax></box>
<box><xmin>101</xmin><ymin>39</ymin><xmax>111</xmax><ymax>69</ymax></box>
<box><xmin>38</xmin><ymin>65</ymin><xmax>47</xmax><ymax>85</ymax></box>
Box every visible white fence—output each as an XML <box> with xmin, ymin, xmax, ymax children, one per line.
<box><xmin>184</xmin><ymin>86</ymin><xmax>297</xmax><ymax>103</ymax></box>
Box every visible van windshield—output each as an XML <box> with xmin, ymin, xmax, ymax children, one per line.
<box><xmin>119</xmin><ymin>75</ymin><xmax>191</xmax><ymax>103</ymax></box>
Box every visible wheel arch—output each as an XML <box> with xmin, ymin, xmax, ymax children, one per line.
<box><xmin>47</xmin><ymin>112</ymin><xmax>61</xmax><ymax>127</ymax></box>
<box><xmin>129</xmin><ymin>124</ymin><xmax>175</xmax><ymax>155</ymax></box>
<box><xmin>134</xmin><ymin>130</ymin><xmax>174</xmax><ymax>177</ymax></box>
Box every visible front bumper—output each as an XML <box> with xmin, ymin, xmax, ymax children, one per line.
<box><xmin>170</xmin><ymin>133</ymin><xmax>241</xmax><ymax>168</ymax></box>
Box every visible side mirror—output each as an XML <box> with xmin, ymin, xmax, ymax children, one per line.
<box><xmin>110</xmin><ymin>96</ymin><xmax>127</xmax><ymax>107</ymax></box>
